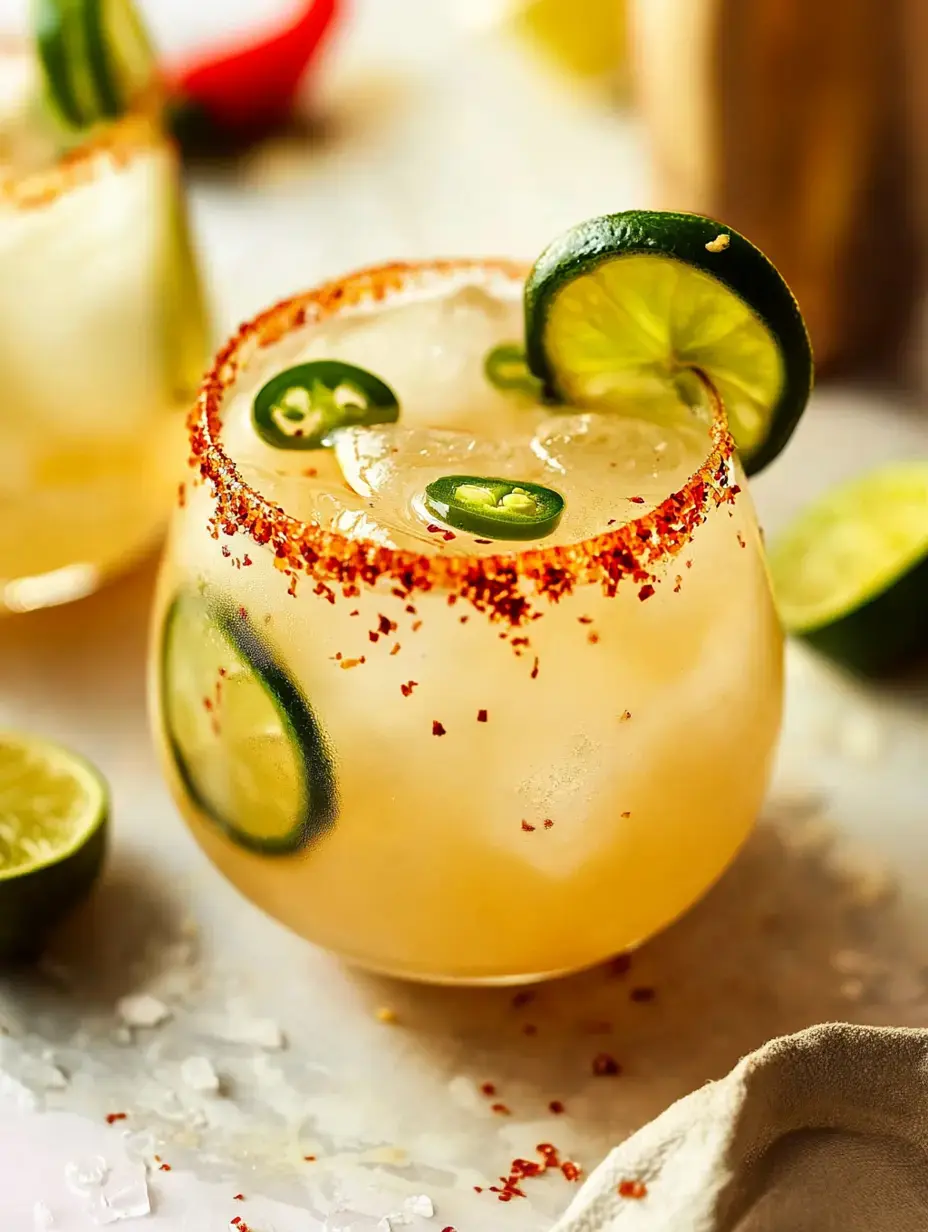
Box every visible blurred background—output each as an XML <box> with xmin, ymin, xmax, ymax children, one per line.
<box><xmin>4</xmin><ymin>0</ymin><xmax>927</xmax><ymax>380</ymax></box>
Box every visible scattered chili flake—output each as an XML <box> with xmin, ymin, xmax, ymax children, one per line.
<box><xmin>512</xmin><ymin>1158</ymin><xmax>544</xmax><ymax>1179</ymax></box>
<box><xmin>400</xmin><ymin>680</ymin><xmax>418</xmax><ymax>697</ymax></box>
<box><xmin>302</xmin><ymin>467</ymin><xmax>318</xmax><ymax>478</ymax></box>
<box><xmin>443</xmin><ymin>530</ymin><xmax>456</xmax><ymax>541</ymax></box>
<box><xmin>512</xmin><ymin>989</ymin><xmax>534</xmax><ymax>1008</ymax></box>
<box><xmin>459</xmin><ymin>614</ymin><xmax>469</xmax><ymax>623</ymax></box>
<box><xmin>587</xmin><ymin>631</ymin><xmax>600</xmax><ymax>644</ymax></box>
<box><xmin>629</xmin><ymin>495</ymin><xmax>645</xmax><ymax>504</ymax></box>
<box><xmin>543</xmin><ymin>819</ymin><xmax>554</xmax><ymax>829</ymax></box>
<box><xmin>432</xmin><ymin>720</ymin><xmax>446</xmax><ymax>736</ymax></box>
<box><xmin>673</xmin><ymin>574</ymin><xmax>682</xmax><ymax>592</ymax></box>
<box><xmin>530</xmin><ymin>656</ymin><xmax>539</xmax><ymax>679</ymax></box>
<box><xmin>618</xmin><ymin>1179</ymin><xmax>648</xmax><ymax>1199</ymax></box>
<box><xmin>412</xmin><ymin>621</ymin><xmax>423</xmax><ymax>632</ymax></box>
<box><xmin>390</xmin><ymin>642</ymin><xmax>401</xmax><ymax>656</ymax></box>
<box><xmin>521</xmin><ymin>820</ymin><xmax>536</xmax><ymax>832</ymax></box>
<box><xmin>537</xmin><ymin>1143</ymin><xmax>560</xmax><ymax>1168</ymax></box>
<box><xmin>481</xmin><ymin>1081</ymin><xmax>496</xmax><ymax>1096</ymax></box>
<box><xmin>473</xmin><ymin>1186</ymin><xmax>483</xmax><ymax>1194</ymax></box>
<box><xmin>561</xmin><ymin>1161</ymin><xmax>582</xmax><ymax>1182</ymax></box>
<box><xmin>631</xmin><ymin>986</ymin><xmax>656</xmax><ymax>1003</ymax></box>
<box><xmin>491</xmin><ymin>1103</ymin><xmax>511</xmax><ymax>1115</ymax></box>
<box><xmin>303</xmin><ymin>1155</ymin><xmax>316</xmax><ymax>1162</ymax></box>
<box><xmin>511</xmin><ymin>636</ymin><xmax>530</xmax><ymax>648</ymax></box>
<box><xmin>105</xmin><ymin>1113</ymin><xmax>127</xmax><ymax>1124</ymax></box>
<box><xmin>610</xmin><ymin>952</ymin><xmax>632</xmax><ymax>976</ymax></box>
<box><xmin>731</xmin><ymin>484</ymin><xmax>742</xmax><ymax>497</ymax></box>
<box><xmin>233</xmin><ymin>1194</ymin><xmax>245</xmax><ymax>1201</ymax></box>
<box><xmin>549</xmin><ymin>1100</ymin><xmax>565</xmax><ymax>1115</ymax></box>
<box><xmin>349</xmin><ymin>609</ymin><xmax>359</xmax><ymax>616</ymax></box>
<box><xmin>620</xmin><ymin>710</ymin><xmax>632</xmax><ymax>721</ymax></box>
<box><xmin>621</xmin><ymin>810</ymin><xmax>631</xmax><ymax>818</ymax></box>
<box><xmin>368</xmin><ymin>631</ymin><xmax>379</xmax><ymax>643</ymax></box>
<box><xmin>737</xmin><ymin>531</ymin><xmax>746</xmax><ymax>548</ymax></box>
<box><xmin>221</xmin><ymin>545</ymin><xmax>231</xmax><ymax>558</ymax></box>
<box><xmin>578</xmin><ymin>615</ymin><xmax>593</xmax><ymax>624</ymax></box>
<box><xmin>474</xmin><ymin>538</ymin><xmax>492</xmax><ymax>544</ymax></box>
<box><xmin>378</xmin><ymin>613</ymin><xmax>396</xmax><ymax>635</ymax></box>
<box><xmin>477</xmin><ymin>708</ymin><xmax>488</xmax><ymax>722</ymax></box>
<box><xmin>442</xmin><ymin>1227</ymin><xmax>457</xmax><ymax>1232</ymax></box>
<box><xmin>607</xmin><ymin>518</ymin><xmax>616</xmax><ymax>526</ymax></box>
<box><xmin>159</xmin><ymin>1163</ymin><xmax>172</xmax><ymax>1172</ymax></box>
<box><xmin>592</xmin><ymin>1052</ymin><xmax>622</xmax><ymax>1077</ymax></box>
<box><xmin>686</xmin><ymin>558</ymin><xmax>694</xmax><ymax>568</ymax></box>
<box><xmin>426</xmin><ymin>524</ymin><xmax>443</xmax><ymax>534</ymax></box>
<box><xmin>177</xmin><ymin>482</ymin><xmax>187</xmax><ymax>507</ymax></box>
<box><xmin>405</xmin><ymin>604</ymin><xmax>417</xmax><ymax>614</ymax></box>
<box><xmin>638</xmin><ymin>584</ymin><xmax>656</xmax><ymax>602</ymax></box>
<box><xmin>231</xmin><ymin>1219</ymin><xmax>242</xmax><ymax>1228</ymax></box>
<box><xmin>523</xmin><ymin>1023</ymin><xmax>538</xmax><ymax>1036</ymax></box>
<box><xmin>340</xmin><ymin>656</ymin><xmax>366</xmax><ymax>669</ymax></box>
<box><xmin>242</xmin><ymin>554</ymin><xmax>252</xmax><ymax>567</ymax></box>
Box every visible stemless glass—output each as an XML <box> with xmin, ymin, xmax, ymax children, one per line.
<box><xmin>0</xmin><ymin>44</ymin><xmax>208</xmax><ymax>613</ymax></box>
<box><xmin>150</xmin><ymin>260</ymin><xmax>783</xmax><ymax>985</ymax></box>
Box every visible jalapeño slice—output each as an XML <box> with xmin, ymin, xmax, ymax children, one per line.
<box><xmin>484</xmin><ymin>343</ymin><xmax>542</xmax><ymax>397</ymax></box>
<box><xmin>424</xmin><ymin>475</ymin><xmax>565</xmax><ymax>541</ymax></box>
<box><xmin>252</xmin><ymin>360</ymin><xmax>400</xmax><ymax>450</ymax></box>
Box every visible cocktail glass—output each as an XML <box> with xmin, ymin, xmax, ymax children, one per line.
<box><xmin>150</xmin><ymin>259</ymin><xmax>782</xmax><ymax>985</ymax></box>
<box><xmin>0</xmin><ymin>42</ymin><xmax>208</xmax><ymax>613</ymax></box>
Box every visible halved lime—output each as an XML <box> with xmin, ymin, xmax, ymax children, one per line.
<box><xmin>161</xmin><ymin>592</ymin><xmax>338</xmax><ymax>855</ymax></box>
<box><xmin>768</xmin><ymin>461</ymin><xmax>928</xmax><ymax>675</ymax></box>
<box><xmin>524</xmin><ymin>210</ymin><xmax>813</xmax><ymax>475</ymax></box>
<box><xmin>33</xmin><ymin>0</ymin><xmax>156</xmax><ymax>130</ymax></box>
<box><xmin>0</xmin><ymin>732</ymin><xmax>108</xmax><ymax>962</ymax></box>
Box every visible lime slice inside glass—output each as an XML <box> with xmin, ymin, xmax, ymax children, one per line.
<box><xmin>0</xmin><ymin>732</ymin><xmax>108</xmax><ymax>961</ymax></box>
<box><xmin>160</xmin><ymin>592</ymin><xmax>338</xmax><ymax>855</ymax></box>
<box><xmin>768</xmin><ymin>461</ymin><xmax>928</xmax><ymax>675</ymax></box>
<box><xmin>524</xmin><ymin>209</ymin><xmax>813</xmax><ymax>475</ymax></box>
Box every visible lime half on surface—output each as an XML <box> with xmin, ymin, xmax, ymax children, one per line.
<box><xmin>525</xmin><ymin>210</ymin><xmax>813</xmax><ymax>475</ymax></box>
<box><xmin>769</xmin><ymin>461</ymin><xmax>928</xmax><ymax>675</ymax></box>
<box><xmin>0</xmin><ymin>732</ymin><xmax>108</xmax><ymax>962</ymax></box>
<box><xmin>161</xmin><ymin>592</ymin><xmax>338</xmax><ymax>856</ymax></box>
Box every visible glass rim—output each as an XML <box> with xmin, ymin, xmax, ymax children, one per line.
<box><xmin>0</xmin><ymin>38</ymin><xmax>165</xmax><ymax>212</ymax></box>
<box><xmin>190</xmin><ymin>259</ymin><xmax>739</xmax><ymax>615</ymax></box>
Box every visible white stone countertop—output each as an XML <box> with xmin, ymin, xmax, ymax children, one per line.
<box><xmin>2</xmin><ymin>1</ymin><xmax>928</xmax><ymax>1228</ymax></box>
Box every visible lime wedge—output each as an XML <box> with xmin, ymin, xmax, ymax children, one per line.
<box><xmin>161</xmin><ymin>592</ymin><xmax>338</xmax><ymax>855</ymax></box>
<box><xmin>33</xmin><ymin>0</ymin><xmax>156</xmax><ymax>130</ymax></box>
<box><xmin>769</xmin><ymin>462</ymin><xmax>928</xmax><ymax>675</ymax></box>
<box><xmin>524</xmin><ymin>209</ymin><xmax>813</xmax><ymax>475</ymax></box>
<box><xmin>0</xmin><ymin>732</ymin><xmax>108</xmax><ymax>962</ymax></box>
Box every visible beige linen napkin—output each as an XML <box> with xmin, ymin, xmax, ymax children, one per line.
<box><xmin>553</xmin><ymin>1023</ymin><xmax>928</xmax><ymax>1232</ymax></box>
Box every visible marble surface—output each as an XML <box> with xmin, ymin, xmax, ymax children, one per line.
<box><xmin>2</xmin><ymin>1</ymin><xmax>928</xmax><ymax>1228</ymax></box>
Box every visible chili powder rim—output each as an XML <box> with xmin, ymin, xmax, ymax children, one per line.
<box><xmin>189</xmin><ymin>259</ymin><xmax>739</xmax><ymax>613</ymax></box>
<box><xmin>0</xmin><ymin>39</ymin><xmax>168</xmax><ymax>212</ymax></box>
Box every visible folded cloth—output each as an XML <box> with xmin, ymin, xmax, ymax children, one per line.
<box><xmin>553</xmin><ymin>1023</ymin><xmax>928</xmax><ymax>1232</ymax></box>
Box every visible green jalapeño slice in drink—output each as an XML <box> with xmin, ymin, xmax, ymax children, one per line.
<box><xmin>424</xmin><ymin>475</ymin><xmax>565</xmax><ymax>540</ymax></box>
<box><xmin>252</xmin><ymin>360</ymin><xmax>400</xmax><ymax>450</ymax></box>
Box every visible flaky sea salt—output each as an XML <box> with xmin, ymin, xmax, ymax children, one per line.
<box><xmin>197</xmin><ymin>1015</ymin><xmax>286</xmax><ymax>1050</ymax></box>
<box><xmin>33</xmin><ymin>1202</ymin><xmax>54</xmax><ymax>1230</ymax></box>
<box><xmin>404</xmin><ymin>1194</ymin><xmax>434</xmax><ymax>1218</ymax></box>
<box><xmin>116</xmin><ymin>996</ymin><xmax>171</xmax><ymax>1029</ymax></box>
<box><xmin>65</xmin><ymin>1157</ymin><xmax>109</xmax><ymax>1195</ymax></box>
<box><xmin>180</xmin><ymin>1056</ymin><xmax>221</xmax><ymax>1094</ymax></box>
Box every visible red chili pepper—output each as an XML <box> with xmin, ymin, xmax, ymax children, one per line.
<box><xmin>167</xmin><ymin>0</ymin><xmax>341</xmax><ymax>135</ymax></box>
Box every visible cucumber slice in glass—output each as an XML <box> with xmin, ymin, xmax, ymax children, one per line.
<box><xmin>33</xmin><ymin>0</ymin><xmax>156</xmax><ymax>130</ymax></box>
<box><xmin>525</xmin><ymin>210</ymin><xmax>813</xmax><ymax>475</ymax></box>
<box><xmin>769</xmin><ymin>461</ymin><xmax>928</xmax><ymax>675</ymax></box>
<box><xmin>161</xmin><ymin>592</ymin><xmax>338</xmax><ymax>855</ymax></box>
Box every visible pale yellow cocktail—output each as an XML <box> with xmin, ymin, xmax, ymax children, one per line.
<box><xmin>150</xmin><ymin>258</ymin><xmax>782</xmax><ymax>984</ymax></box>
